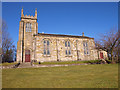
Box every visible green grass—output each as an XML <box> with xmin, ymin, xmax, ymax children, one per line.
<box><xmin>33</xmin><ymin>60</ymin><xmax>100</xmax><ymax>65</ymax></box>
<box><xmin>2</xmin><ymin>64</ymin><xmax>118</xmax><ymax>88</ymax></box>
<box><xmin>0</xmin><ymin>62</ymin><xmax>17</xmax><ymax>66</ymax></box>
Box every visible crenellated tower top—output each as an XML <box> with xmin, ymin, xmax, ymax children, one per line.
<box><xmin>21</xmin><ymin>8</ymin><xmax>37</xmax><ymax>20</ymax></box>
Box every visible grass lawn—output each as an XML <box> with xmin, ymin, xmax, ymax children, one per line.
<box><xmin>0</xmin><ymin>62</ymin><xmax>18</xmax><ymax>66</ymax></box>
<box><xmin>2</xmin><ymin>64</ymin><xmax>118</xmax><ymax>88</ymax></box>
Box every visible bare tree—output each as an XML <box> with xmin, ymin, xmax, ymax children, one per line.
<box><xmin>95</xmin><ymin>29</ymin><xmax>120</xmax><ymax>63</ymax></box>
<box><xmin>2</xmin><ymin>20</ymin><xmax>16</xmax><ymax>63</ymax></box>
<box><xmin>0</xmin><ymin>19</ymin><xmax>2</xmax><ymax>63</ymax></box>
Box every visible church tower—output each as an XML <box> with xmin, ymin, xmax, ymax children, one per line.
<box><xmin>17</xmin><ymin>8</ymin><xmax>38</xmax><ymax>62</ymax></box>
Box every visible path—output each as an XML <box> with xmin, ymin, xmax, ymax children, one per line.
<box><xmin>1</xmin><ymin>63</ymin><xmax>91</xmax><ymax>69</ymax></box>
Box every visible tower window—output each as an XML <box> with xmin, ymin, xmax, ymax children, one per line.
<box><xmin>26</xmin><ymin>23</ymin><xmax>28</xmax><ymax>32</ymax></box>
<box><xmin>30</xmin><ymin>23</ymin><xmax>32</xmax><ymax>32</ymax></box>
<box><xmin>26</xmin><ymin>23</ymin><xmax>32</xmax><ymax>32</ymax></box>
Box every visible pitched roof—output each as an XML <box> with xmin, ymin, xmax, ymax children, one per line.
<box><xmin>35</xmin><ymin>33</ymin><xmax>94</xmax><ymax>39</ymax></box>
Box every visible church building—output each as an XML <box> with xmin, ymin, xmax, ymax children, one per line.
<box><xmin>17</xmin><ymin>8</ymin><xmax>107</xmax><ymax>62</ymax></box>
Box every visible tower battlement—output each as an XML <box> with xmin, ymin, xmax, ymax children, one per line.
<box><xmin>21</xmin><ymin>8</ymin><xmax>37</xmax><ymax>20</ymax></box>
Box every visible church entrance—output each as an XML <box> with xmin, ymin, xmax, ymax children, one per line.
<box><xmin>100</xmin><ymin>52</ymin><xmax>103</xmax><ymax>59</ymax></box>
<box><xmin>25</xmin><ymin>50</ymin><xmax>30</xmax><ymax>62</ymax></box>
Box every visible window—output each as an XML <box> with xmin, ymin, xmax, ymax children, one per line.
<box><xmin>65</xmin><ymin>41</ymin><xmax>67</xmax><ymax>47</ymax></box>
<box><xmin>43</xmin><ymin>40</ymin><xmax>50</xmax><ymax>55</ymax></box>
<box><xmin>26</xmin><ymin>23</ymin><xmax>28</xmax><ymax>32</ymax></box>
<box><xmin>66</xmin><ymin>50</ymin><xmax>67</xmax><ymax>55</ymax></box>
<box><xmin>83</xmin><ymin>41</ymin><xmax>89</xmax><ymax>55</ymax></box>
<box><xmin>69</xmin><ymin>50</ymin><xmax>71</xmax><ymax>55</ymax></box>
<box><xmin>65</xmin><ymin>41</ymin><xmax>71</xmax><ymax>56</ymax></box>
<box><xmin>30</xmin><ymin>23</ymin><xmax>32</xmax><ymax>32</ymax></box>
<box><xmin>26</xmin><ymin>23</ymin><xmax>32</xmax><ymax>32</ymax></box>
<box><xmin>68</xmin><ymin>41</ymin><xmax>70</xmax><ymax>47</ymax></box>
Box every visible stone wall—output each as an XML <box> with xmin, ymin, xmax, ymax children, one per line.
<box><xmin>34</xmin><ymin>35</ymin><xmax>98</xmax><ymax>62</ymax></box>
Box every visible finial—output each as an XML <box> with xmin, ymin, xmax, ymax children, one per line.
<box><xmin>35</xmin><ymin>8</ymin><xmax>37</xmax><ymax>18</ymax></box>
<box><xmin>21</xmin><ymin>7</ymin><xmax>24</xmax><ymax>17</ymax></box>
<box><xmin>82</xmin><ymin>32</ymin><xmax>84</xmax><ymax>36</ymax></box>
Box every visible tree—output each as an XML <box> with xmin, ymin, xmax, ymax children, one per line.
<box><xmin>0</xmin><ymin>19</ymin><xmax>2</xmax><ymax>63</ymax></box>
<box><xmin>95</xmin><ymin>29</ymin><xmax>120</xmax><ymax>63</ymax></box>
<box><xmin>2</xmin><ymin>20</ymin><xmax>16</xmax><ymax>63</ymax></box>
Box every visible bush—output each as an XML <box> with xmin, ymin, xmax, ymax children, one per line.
<box><xmin>105</xmin><ymin>60</ymin><xmax>112</xmax><ymax>64</ymax></box>
<box><xmin>83</xmin><ymin>60</ymin><xmax>101</xmax><ymax>64</ymax></box>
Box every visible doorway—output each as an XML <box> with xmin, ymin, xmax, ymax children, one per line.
<box><xmin>25</xmin><ymin>50</ymin><xmax>30</xmax><ymax>62</ymax></box>
<box><xmin>100</xmin><ymin>52</ymin><xmax>104</xmax><ymax>59</ymax></box>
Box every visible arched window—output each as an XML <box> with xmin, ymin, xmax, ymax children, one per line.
<box><xmin>83</xmin><ymin>41</ymin><xmax>89</xmax><ymax>55</ymax></box>
<box><xmin>26</xmin><ymin>23</ymin><xmax>32</xmax><ymax>32</ymax></box>
<box><xmin>43</xmin><ymin>40</ymin><xmax>50</xmax><ymax>55</ymax></box>
<box><xmin>68</xmin><ymin>41</ymin><xmax>70</xmax><ymax>47</ymax></box>
<box><xmin>65</xmin><ymin>41</ymin><xmax>71</xmax><ymax>56</ymax></box>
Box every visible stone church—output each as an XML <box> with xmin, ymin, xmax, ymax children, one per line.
<box><xmin>17</xmin><ymin>8</ymin><xmax>107</xmax><ymax>62</ymax></box>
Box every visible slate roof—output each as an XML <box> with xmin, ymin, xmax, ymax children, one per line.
<box><xmin>35</xmin><ymin>33</ymin><xmax>94</xmax><ymax>39</ymax></box>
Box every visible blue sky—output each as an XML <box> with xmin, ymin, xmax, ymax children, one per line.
<box><xmin>2</xmin><ymin>2</ymin><xmax>118</xmax><ymax>48</ymax></box>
